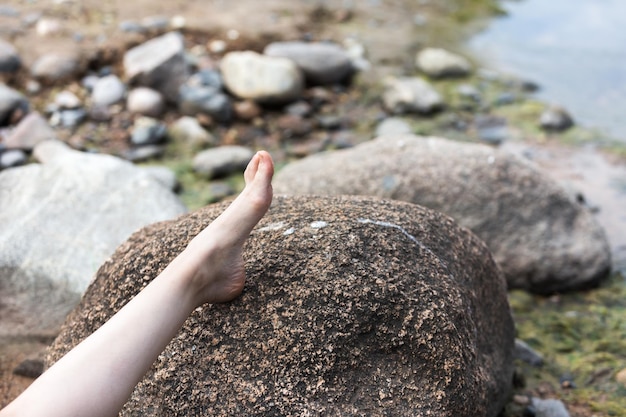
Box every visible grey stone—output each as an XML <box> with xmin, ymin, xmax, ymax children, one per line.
<box><xmin>187</xmin><ymin>69</ymin><xmax>223</xmax><ymax>90</ymax></box>
<box><xmin>178</xmin><ymin>85</ymin><xmax>232</xmax><ymax>123</ymax></box>
<box><xmin>0</xmin><ymin>83</ymin><xmax>28</xmax><ymax>127</ymax></box>
<box><xmin>131</xmin><ymin>117</ymin><xmax>167</xmax><ymax>146</ymax></box>
<box><xmin>540</xmin><ymin>105</ymin><xmax>574</xmax><ymax>132</ymax></box>
<box><xmin>514</xmin><ymin>339</ymin><xmax>544</xmax><ymax>367</ymax></box>
<box><xmin>0</xmin><ymin>149</ymin><xmax>27</xmax><ymax>169</ymax></box>
<box><xmin>4</xmin><ymin>111</ymin><xmax>56</xmax><ymax>149</ymax></box>
<box><xmin>124</xmin><ymin>31</ymin><xmax>189</xmax><ymax>102</ymax></box>
<box><xmin>273</xmin><ymin>135</ymin><xmax>611</xmax><ymax>294</ymax></box>
<box><xmin>127</xmin><ymin>87</ymin><xmax>165</xmax><ymax>117</ymax></box>
<box><xmin>30</xmin><ymin>52</ymin><xmax>81</xmax><ymax>83</ymax></box>
<box><xmin>168</xmin><ymin>116</ymin><xmax>216</xmax><ymax>148</ymax></box>
<box><xmin>264</xmin><ymin>41</ymin><xmax>353</xmax><ymax>85</ymax></box>
<box><xmin>140</xmin><ymin>165</ymin><xmax>179</xmax><ymax>191</ymax></box>
<box><xmin>416</xmin><ymin>47</ymin><xmax>471</xmax><ymax>78</ymax></box>
<box><xmin>0</xmin><ymin>140</ymin><xmax>186</xmax><ymax>337</ymax></box>
<box><xmin>92</xmin><ymin>75</ymin><xmax>126</xmax><ymax>107</ymax></box>
<box><xmin>192</xmin><ymin>145</ymin><xmax>254</xmax><ymax>179</ymax></box>
<box><xmin>122</xmin><ymin>145</ymin><xmax>166</xmax><ymax>162</ymax></box>
<box><xmin>47</xmin><ymin>195</ymin><xmax>515</xmax><ymax>417</ymax></box>
<box><xmin>375</xmin><ymin>117</ymin><xmax>412</xmax><ymax>137</ymax></box>
<box><xmin>382</xmin><ymin>77</ymin><xmax>443</xmax><ymax>114</ymax></box>
<box><xmin>475</xmin><ymin>115</ymin><xmax>509</xmax><ymax>145</ymax></box>
<box><xmin>0</xmin><ymin>38</ymin><xmax>21</xmax><ymax>73</ymax></box>
<box><xmin>56</xmin><ymin>108</ymin><xmax>87</xmax><ymax>128</ymax></box>
<box><xmin>220</xmin><ymin>51</ymin><xmax>303</xmax><ymax>103</ymax></box>
<box><xmin>530</xmin><ymin>398</ymin><xmax>570</xmax><ymax>417</ymax></box>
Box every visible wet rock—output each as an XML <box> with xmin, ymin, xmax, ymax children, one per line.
<box><xmin>54</xmin><ymin>90</ymin><xmax>81</xmax><ymax>109</ymax></box>
<box><xmin>274</xmin><ymin>135</ymin><xmax>611</xmax><ymax>294</ymax></box>
<box><xmin>264</xmin><ymin>41</ymin><xmax>353</xmax><ymax>85</ymax></box>
<box><xmin>4</xmin><ymin>111</ymin><xmax>56</xmax><ymax>149</ymax></box>
<box><xmin>178</xmin><ymin>85</ymin><xmax>232</xmax><ymax>123</ymax></box>
<box><xmin>0</xmin><ymin>149</ymin><xmax>27</xmax><ymax>169</ymax></box>
<box><xmin>530</xmin><ymin>398</ymin><xmax>570</xmax><ymax>417</ymax></box>
<box><xmin>127</xmin><ymin>87</ymin><xmax>165</xmax><ymax>117</ymax></box>
<box><xmin>131</xmin><ymin>117</ymin><xmax>167</xmax><ymax>146</ymax></box>
<box><xmin>382</xmin><ymin>77</ymin><xmax>443</xmax><ymax>114</ymax></box>
<box><xmin>47</xmin><ymin>195</ymin><xmax>515</xmax><ymax>417</ymax></box>
<box><xmin>0</xmin><ymin>38</ymin><xmax>21</xmax><ymax>73</ymax></box>
<box><xmin>192</xmin><ymin>145</ymin><xmax>254</xmax><ymax>179</ymax></box>
<box><xmin>168</xmin><ymin>116</ymin><xmax>217</xmax><ymax>148</ymax></box>
<box><xmin>220</xmin><ymin>51</ymin><xmax>303</xmax><ymax>103</ymax></box>
<box><xmin>92</xmin><ymin>75</ymin><xmax>126</xmax><ymax>107</ymax></box>
<box><xmin>124</xmin><ymin>31</ymin><xmax>189</xmax><ymax>102</ymax></box>
<box><xmin>375</xmin><ymin>117</ymin><xmax>412</xmax><ymax>137</ymax></box>
<box><xmin>0</xmin><ymin>83</ymin><xmax>29</xmax><ymax>126</ymax></box>
<box><xmin>416</xmin><ymin>47</ymin><xmax>471</xmax><ymax>78</ymax></box>
<box><xmin>540</xmin><ymin>105</ymin><xmax>574</xmax><ymax>132</ymax></box>
<box><xmin>0</xmin><ymin>140</ymin><xmax>186</xmax><ymax>337</ymax></box>
<box><xmin>514</xmin><ymin>339</ymin><xmax>544</xmax><ymax>367</ymax></box>
<box><xmin>30</xmin><ymin>52</ymin><xmax>81</xmax><ymax>83</ymax></box>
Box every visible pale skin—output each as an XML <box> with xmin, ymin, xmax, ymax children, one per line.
<box><xmin>0</xmin><ymin>151</ymin><xmax>275</xmax><ymax>417</ymax></box>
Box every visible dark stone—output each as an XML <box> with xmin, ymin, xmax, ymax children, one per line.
<box><xmin>178</xmin><ymin>85</ymin><xmax>232</xmax><ymax>123</ymax></box>
<box><xmin>47</xmin><ymin>195</ymin><xmax>515</xmax><ymax>417</ymax></box>
<box><xmin>13</xmin><ymin>359</ymin><xmax>44</xmax><ymax>378</ymax></box>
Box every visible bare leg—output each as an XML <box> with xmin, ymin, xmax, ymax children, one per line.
<box><xmin>0</xmin><ymin>151</ymin><xmax>274</xmax><ymax>417</ymax></box>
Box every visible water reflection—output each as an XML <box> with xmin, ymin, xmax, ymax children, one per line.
<box><xmin>468</xmin><ymin>0</ymin><xmax>626</xmax><ymax>141</ymax></box>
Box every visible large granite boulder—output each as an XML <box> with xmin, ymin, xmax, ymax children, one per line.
<box><xmin>47</xmin><ymin>195</ymin><xmax>515</xmax><ymax>417</ymax></box>
<box><xmin>274</xmin><ymin>135</ymin><xmax>611</xmax><ymax>294</ymax></box>
<box><xmin>0</xmin><ymin>140</ymin><xmax>187</xmax><ymax>338</ymax></box>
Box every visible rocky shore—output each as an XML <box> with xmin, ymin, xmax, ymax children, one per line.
<box><xmin>1</xmin><ymin>1</ymin><xmax>625</xmax><ymax>416</ymax></box>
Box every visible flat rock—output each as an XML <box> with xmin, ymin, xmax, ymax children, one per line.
<box><xmin>220</xmin><ymin>51</ymin><xmax>303</xmax><ymax>103</ymax></box>
<box><xmin>47</xmin><ymin>195</ymin><xmax>514</xmax><ymax>417</ymax></box>
<box><xmin>264</xmin><ymin>41</ymin><xmax>353</xmax><ymax>85</ymax></box>
<box><xmin>124</xmin><ymin>31</ymin><xmax>189</xmax><ymax>102</ymax></box>
<box><xmin>416</xmin><ymin>47</ymin><xmax>472</xmax><ymax>78</ymax></box>
<box><xmin>0</xmin><ymin>140</ymin><xmax>187</xmax><ymax>337</ymax></box>
<box><xmin>273</xmin><ymin>135</ymin><xmax>611</xmax><ymax>294</ymax></box>
<box><xmin>382</xmin><ymin>77</ymin><xmax>443</xmax><ymax>114</ymax></box>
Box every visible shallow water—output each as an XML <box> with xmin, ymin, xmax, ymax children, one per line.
<box><xmin>468</xmin><ymin>0</ymin><xmax>626</xmax><ymax>142</ymax></box>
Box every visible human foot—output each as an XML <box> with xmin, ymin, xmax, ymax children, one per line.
<box><xmin>182</xmin><ymin>151</ymin><xmax>274</xmax><ymax>305</ymax></box>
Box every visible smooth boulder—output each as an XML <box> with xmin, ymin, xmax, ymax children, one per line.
<box><xmin>220</xmin><ymin>51</ymin><xmax>303</xmax><ymax>103</ymax></box>
<box><xmin>47</xmin><ymin>195</ymin><xmax>515</xmax><ymax>417</ymax></box>
<box><xmin>273</xmin><ymin>135</ymin><xmax>611</xmax><ymax>294</ymax></box>
<box><xmin>0</xmin><ymin>140</ymin><xmax>187</xmax><ymax>337</ymax></box>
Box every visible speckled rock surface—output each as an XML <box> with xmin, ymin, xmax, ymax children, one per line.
<box><xmin>47</xmin><ymin>195</ymin><xmax>514</xmax><ymax>417</ymax></box>
<box><xmin>273</xmin><ymin>135</ymin><xmax>611</xmax><ymax>294</ymax></box>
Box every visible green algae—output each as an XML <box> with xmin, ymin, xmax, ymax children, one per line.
<box><xmin>505</xmin><ymin>273</ymin><xmax>626</xmax><ymax>416</ymax></box>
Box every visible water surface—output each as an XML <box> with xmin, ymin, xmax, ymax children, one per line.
<box><xmin>468</xmin><ymin>0</ymin><xmax>626</xmax><ymax>141</ymax></box>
